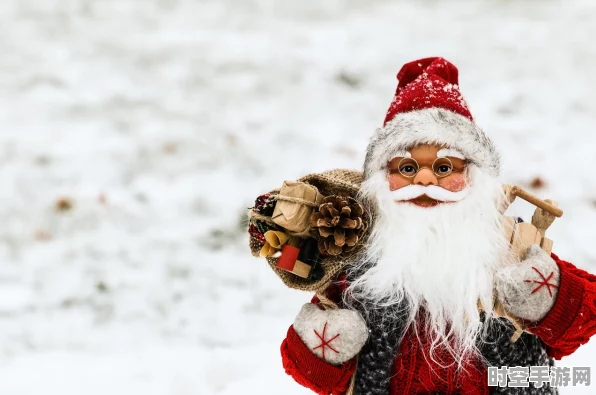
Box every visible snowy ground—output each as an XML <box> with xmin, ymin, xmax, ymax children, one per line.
<box><xmin>0</xmin><ymin>0</ymin><xmax>595</xmax><ymax>394</ymax></box>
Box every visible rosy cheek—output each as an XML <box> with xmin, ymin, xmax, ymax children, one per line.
<box><xmin>387</xmin><ymin>173</ymin><xmax>411</xmax><ymax>191</ymax></box>
<box><xmin>439</xmin><ymin>174</ymin><xmax>466</xmax><ymax>192</ymax></box>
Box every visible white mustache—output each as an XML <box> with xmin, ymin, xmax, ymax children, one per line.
<box><xmin>389</xmin><ymin>185</ymin><xmax>469</xmax><ymax>202</ymax></box>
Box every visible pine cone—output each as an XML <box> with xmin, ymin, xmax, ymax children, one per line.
<box><xmin>309</xmin><ymin>195</ymin><xmax>367</xmax><ymax>256</ymax></box>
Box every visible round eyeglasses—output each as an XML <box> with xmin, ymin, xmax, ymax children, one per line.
<box><xmin>390</xmin><ymin>157</ymin><xmax>456</xmax><ymax>178</ymax></box>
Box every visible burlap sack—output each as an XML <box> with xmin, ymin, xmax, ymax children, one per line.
<box><xmin>248</xmin><ymin>169</ymin><xmax>368</xmax><ymax>292</ymax></box>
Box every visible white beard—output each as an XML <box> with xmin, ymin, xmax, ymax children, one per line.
<box><xmin>346</xmin><ymin>166</ymin><xmax>514</xmax><ymax>367</ymax></box>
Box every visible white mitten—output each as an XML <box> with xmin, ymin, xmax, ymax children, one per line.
<box><xmin>293</xmin><ymin>303</ymin><xmax>368</xmax><ymax>366</ymax></box>
<box><xmin>496</xmin><ymin>245</ymin><xmax>560</xmax><ymax>322</ymax></box>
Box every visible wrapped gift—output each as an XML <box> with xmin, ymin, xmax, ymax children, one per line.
<box><xmin>276</xmin><ymin>238</ymin><xmax>323</xmax><ymax>280</ymax></box>
<box><xmin>271</xmin><ymin>181</ymin><xmax>323</xmax><ymax>236</ymax></box>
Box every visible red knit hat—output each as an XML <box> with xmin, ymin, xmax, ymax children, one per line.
<box><xmin>384</xmin><ymin>57</ymin><xmax>472</xmax><ymax>125</ymax></box>
<box><xmin>364</xmin><ymin>57</ymin><xmax>500</xmax><ymax>179</ymax></box>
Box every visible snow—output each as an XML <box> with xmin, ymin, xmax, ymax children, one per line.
<box><xmin>0</xmin><ymin>0</ymin><xmax>595</xmax><ymax>394</ymax></box>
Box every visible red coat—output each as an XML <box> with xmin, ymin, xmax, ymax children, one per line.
<box><xmin>280</xmin><ymin>254</ymin><xmax>596</xmax><ymax>394</ymax></box>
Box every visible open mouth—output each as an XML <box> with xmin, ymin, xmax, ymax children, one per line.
<box><xmin>408</xmin><ymin>195</ymin><xmax>441</xmax><ymax>207</ymax></box>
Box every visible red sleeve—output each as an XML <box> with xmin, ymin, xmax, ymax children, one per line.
<box><xmin>281</xmin><ymin>326</ymin><xmax>357</xmax><ymax>395</ymax></box>
<box><xmin>527</xmin><ymin>253</ymin><xmax>596</xmax><ymax>359</ymax></box>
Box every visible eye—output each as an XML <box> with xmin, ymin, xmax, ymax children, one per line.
<box><xmin>433</xmin><ymin>158</ymin><xmax>453</xmax><ymax>176</ymax></box>
<box><xmin>398</xmin><ymin>159</ymin><xmax>418</xmax><ymax>177</ymax></box>
<box><xmin>401</xmin><ymin>165</ymin><xmax>416</xmax><ymax>174</ymax></box>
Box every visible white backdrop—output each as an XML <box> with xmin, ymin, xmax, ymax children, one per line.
<box><xmin>0</xmin><ymin>0</ymin><xmax>595</xmax><ymax>394</ymax></box>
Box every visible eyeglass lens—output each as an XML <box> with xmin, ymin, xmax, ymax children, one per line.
<box><xmin>397</xmin><ymin>157</ymin><xmax>453</xmax><ymax>178</ymax></box>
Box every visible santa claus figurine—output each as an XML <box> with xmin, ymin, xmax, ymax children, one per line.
<box><xmin>278</xmin><ymin>58</ymin><xmax>596</xmax><ymax>394</ymax></box>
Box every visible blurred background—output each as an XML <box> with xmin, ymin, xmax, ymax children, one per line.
<box><xmin>0</xmin><ymin>0</ymin><xmax>595</xmax><ymax>394</ymax></box>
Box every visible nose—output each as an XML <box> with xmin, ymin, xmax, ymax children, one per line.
<box><xmin>413</xmin><ymin>168</ymin><xmax>438</xmax><ymax>186</ymax></box>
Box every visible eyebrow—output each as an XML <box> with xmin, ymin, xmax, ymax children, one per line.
<box><xmin>395</xmin><ymin>150</ymin><xmax>411</xmax><ymax>158</ymax></box>
<box><xmin>437</xmin><ymin>148</ymin><xmax>465</xmax><ymax>159</ymax></box>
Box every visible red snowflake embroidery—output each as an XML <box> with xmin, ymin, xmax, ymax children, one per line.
<box><xmin>524</xmin><ymin>266</ymin><xmax>559</xmax><ymax>297</ymax></box>
<box><xmin>312</xmin><ymin>322</ymin><xmax>340</xmax><ymax>361</ymax></box>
